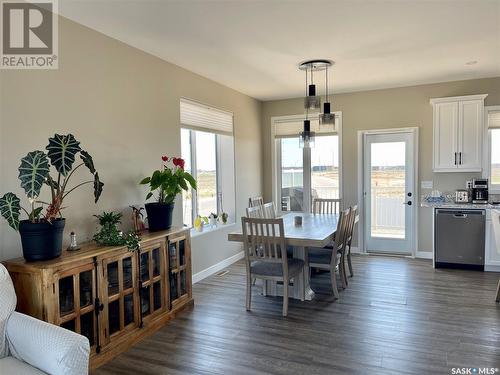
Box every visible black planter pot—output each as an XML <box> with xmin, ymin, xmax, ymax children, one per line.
<box><xmin>19</xmin><ymin>218</ymin><xmax>66</xmax><ymax>262</ymax></box>
<box><xmin>145</xmin><ymin>202</ymin><xmax>174</xmax><ymax>232</ymax></box>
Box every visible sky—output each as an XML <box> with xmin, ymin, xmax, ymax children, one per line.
<box><xmin>371</xmin><ymin>142</ymin><xmax>405</xmax><ymax>167</ymax></box>
<box><xmin>282</xmin><ymin>135</ymin><xmax>339</xmax><ymax>168</ymax></box>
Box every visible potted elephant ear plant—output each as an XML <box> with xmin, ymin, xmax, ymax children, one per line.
<box><xmin>140</xmin><ymin>156</ymin><xmax>196</xmax><ymax>231</ymax></box>
<box><xmin>0</xmin><ymin>134</ymin><xmax>104</xmax><ymax>261</ymax></box>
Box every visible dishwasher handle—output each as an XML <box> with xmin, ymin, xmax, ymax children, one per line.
<box><xmin>453</xmin><ymin>213</ymin><xmax>467</xmax><ymax>219</ymax></box>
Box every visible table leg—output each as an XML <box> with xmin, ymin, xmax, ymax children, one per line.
<box><xmin>293</xmin><ymin>246</ymin><xmax>315</xmax><ymax>301</ymax></box>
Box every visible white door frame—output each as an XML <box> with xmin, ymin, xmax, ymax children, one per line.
<box><xmin>357</xmin><ymin>127</ymin><xmax>419</xmax><ymax>257</ymax></box>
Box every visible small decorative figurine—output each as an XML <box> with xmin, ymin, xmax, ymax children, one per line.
<box><xmin>130</xmin><ymin>206</ymin><xmax>146</xmax><ymax>233</ymax></box>
<box><xmin>67</xmin><ymin>231</ymin><xmax>80</xmax><ymax>251</ymax></box>
<box><xmin>208</xmin><ymin>213</ymin><xmax>218</xmax><ymax>228</ymax></box>
<box><xmin>194</xmin><ymin>215</ymin><xmax>204</xmax><ymax>232</ymax></box>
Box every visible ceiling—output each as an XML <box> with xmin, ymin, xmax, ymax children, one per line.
<box><xmin>60</xmin><ymin>0</ymin><xmax>500</xmax><ymax>101</ymax></box>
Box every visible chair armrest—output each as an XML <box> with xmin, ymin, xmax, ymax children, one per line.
<box><xmin>6</xmin><ymin>312</ymin><xmax>89</xmax><ymax>375</ymax></box>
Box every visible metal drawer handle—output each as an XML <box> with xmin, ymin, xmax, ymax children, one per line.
<box><xmin>453</xmin><ymin>214</ymin><xmax>468</xmax><ymax>218</ymax></box>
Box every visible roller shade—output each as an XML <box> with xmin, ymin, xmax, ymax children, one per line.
<box><xmin>488</xmin><ymin>111</ymin><xmax>500</xmax><ymax>129</ymax></box>
<box><xmin>274</xmin><ymin>115</ymin><xmax>339</xmax><ymax>138</ymax></box>
<box><xmin>180</xmin><ymin>98</ymin><xmax>233</xmax><ymax>135</ymax></box>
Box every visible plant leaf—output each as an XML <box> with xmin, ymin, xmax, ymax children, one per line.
<box><xmin>178</xmin><ymin>177</ymin><xmax>188</xmax><ymax>190</ymax></box>
<box><xmin>18</xmin><ymin>150</ymin><xmax>50</xmax><ymax>199</ymax></box>
<box><xmin>140</xmin><ymin>177</ymin><xmax>150</xmax><ymax>185</ymax></box>
<box><xmin>46</xmin><ymin>134</ymin><xmax>81</xmax><ymax>176</ymax></box>
<box><xmin>0</xmin><ymin>193</ymin><xmax>21</xmax><ymax>230</ymax></box>
<box><xmin>80</xmin><ymin>150</ymin><xmax>95</xmax><ymax>174</ymax></box>
<box><xmin>93</xmin><ymin>172</ymin><xmax>104</xmax><ymax>203</ymax></box>
<box><xmin>29</xmin><ymin>207</ymin><xmax>44</xmax><ymax>222</ymax></box>
<box><xmin>45</xmin><ymin>176</ymin><xmax>59</xmax><ymax>190</ymax></box>
<box><xmin>183</xmin><ymin>172</ymin><xmax>197</xmax><ymax>190</ymax></box>
<box><xmin>146</xmin><ymin>192</ymin><xmax>153</xmax><ymax>200</ymax></box>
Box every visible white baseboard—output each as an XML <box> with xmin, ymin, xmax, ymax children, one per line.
<box><xmin>415</xmin><ymin>251</ymin><xmax>433</xmax><ymax>259</ymax></box>
<box><xmin>192</xmin><ymin>251</ymin><xmax>244</xmax><ymax>284</ymax></box>
<box><xmin>350</xmin><ymin>246</ymin><xmax>363</xmax><ymax>254</ymax></box>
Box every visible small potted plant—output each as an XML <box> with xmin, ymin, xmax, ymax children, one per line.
<box><xmin>93</xmin><ymin>211</ymin><xmax>142</xmax><ymax>249</ymax></box>
<box><xmin>93</xmin><ymin>211</ymin><xmax>125</xmax><ymax>246</ymax></box>
<box><xmin>140</xmin><ymin>156</ymin><xmax>196</xmax><ymax>231</ymax></box>
<box><xmin>0</xmin><ymin>134</ymin><xmax>103</xmax><ymax>261</ymax></box>
<box><xmin>220</xmin><ymin>212</ymin><xmax>228</xmax><ymax>224</ymax></box>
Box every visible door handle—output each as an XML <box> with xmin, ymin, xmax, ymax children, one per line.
<box><xmin>403</xmin><ymin>201</ymin><xmax>412</xmax><ymax>206</ymax></box>
<box><xmin>459</xmin><ymin>152</ymin><xmax>462</xmax><ymax>165</ymax></box>
<box><xmin>454</xmin><ymin>152</ymin><xmax>457</xmax><ymax>165</ymax></box>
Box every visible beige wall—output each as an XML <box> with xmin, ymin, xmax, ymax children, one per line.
<box><xmin>262</xmin><ymin>77</ymin><xmax>500</xmax><ymax>253</ymax></box>
<box><xmin>0</xmin><ymin>17</ymin><xmax>263</xmax><ymax>273</ymax></box>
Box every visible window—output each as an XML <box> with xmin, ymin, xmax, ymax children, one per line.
<box><xmin>274</xmin><ymin>115</ymin><xmax>341</xmax><ymax>213</ymax></box>
<box><xmin>488</xmin><ymin>109</ymin><xmax>500</xmax><ymax>192</ymax></box>
<box><xmin>311</xmin><ymin>135</ymin><xmax>340</xmax><ymax>200</ymax></box>
<box><xmin>180</xmin><ymin>99</ymin><xmax>235</xmax><ymax>227</ymax></box>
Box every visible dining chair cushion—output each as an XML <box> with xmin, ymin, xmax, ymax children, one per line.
<box><xmin>308</xmin><ymin>249</ymin><xmax>333</xmax><ymax>265</ymax></box>
<box><xmin>251</xmin><ymin>258</ymin><xmax>304</xmax><ymax>277</ymax></box>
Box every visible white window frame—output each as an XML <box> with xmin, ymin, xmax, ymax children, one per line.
<box><xmin>484</xmin><ymin>105</ymin><xmax>500</xmax><ymax>193</ymax></box>
<box><xmin>271</xmin><ymin>113</ymin><xmax>343</xmax><ymax>215</ymax></box>
<box><xmin>182</xmin><ymin>129</ymin><xmax>223</xmax><ymax>225</ymax></box>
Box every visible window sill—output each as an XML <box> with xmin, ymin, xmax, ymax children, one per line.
<box><xmin>190</xmin><ymin>223</ymin><xmax>236</xmax><ymax>238</ymax></box>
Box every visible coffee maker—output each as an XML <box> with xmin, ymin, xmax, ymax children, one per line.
<box><xmin>471</xmin><ymin>178</ymin><xmax>488</xmax><ymax>204</ymax></box>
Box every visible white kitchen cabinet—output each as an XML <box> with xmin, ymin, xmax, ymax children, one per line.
<box><xmin>431</xmin><ymin>94</ymin><xmax>487</xmax><ymax>172</ymax></box>
<box><xmin>485</xmin><ymin>210</ymin><xmax>500</xmax><ymax>272</ymax></box>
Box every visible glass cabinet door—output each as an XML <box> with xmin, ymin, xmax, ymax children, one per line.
<box><xmin>56</xmin><ymin>263</ymin><xmax>97</xmax><ymax>349</ymax></box>
<box><xmin>101</xmin><ymin>252</ymin><xmax>139</xmax><ymax>346</ymax></box>
<box><xmin>139</xmin><ymin>241</ymin><xmax>167</xmax><ymax>321</ymax></box>
<box><xmin>168</xmin><ymin>234</ymin><xmax>191</xmax><ymax>308</ymax></box>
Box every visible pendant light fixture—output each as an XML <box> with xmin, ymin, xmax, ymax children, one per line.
<box><xmin>319</xmin><ymin>63</ymin><xmax>335</xmax><ymax>129</ymax></box>
<box><xmin>298</xmin><ymin>59</ymin><xmax>333</xmax><ymax>148</ymax></box>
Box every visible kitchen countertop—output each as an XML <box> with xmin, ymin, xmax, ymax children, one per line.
<box><xmin>421</xmin><ymin>201</ymin><xmax>500</xmax><ymax>209</ymax></box>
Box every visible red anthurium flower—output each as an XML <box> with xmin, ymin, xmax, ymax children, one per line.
<box><xmin>161</xmin><ymin>155</ymin><xmax>169</xmax><ymax>162</ymax></box>
<box><xmin>173</xmin><ymin>157</ymin><xmax>185</xmax><ymax>170</ymax></box>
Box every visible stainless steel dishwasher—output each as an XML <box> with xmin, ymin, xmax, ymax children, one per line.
<box><xmin>435</xmin><ymin>209</ymin><xmax>485</xmax><ymax>270</ymax></box>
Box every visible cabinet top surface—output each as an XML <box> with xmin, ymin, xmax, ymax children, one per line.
<box><xmin>2</xmin><ymin>227</ymin><xmax>189</xmax><ymax>269</ymax></box>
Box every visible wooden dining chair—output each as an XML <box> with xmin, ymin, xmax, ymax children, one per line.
<box><xmin>312</xmin><ymin>198</ymin><xmax>342</xmax><ymax>215</ymax></box>
<box><xmin>248</xmin><ymin>196</ymin><xmax>264</xmax><ymax>208</ymax></box>
<box><xmin>496</xmin><ymin>279</ymin><xmax>500</xmax><ymax>303</ymax></box>
<box><xmin>246</xmin><ymin>206</ymin><xmax>263</xmax><ymax>218</ymax></box>
<box><xmin>241</xmin><ymin>217</ymin><xmax>304</xmax><ymax>316</ymax></box>
<box><xmin>344</xmin><ymin>205</ymin><xmax>358</xmax><ymax>279</ymax></box>
<box><xmin>262</xmin><ymin>202</ymin><xmax>276</xmax><ymax>219</ymax></box>
<box><xmin>308</xmin><ymin>208</ymin><xmax>350</xmax><ymax>298</ymax></box>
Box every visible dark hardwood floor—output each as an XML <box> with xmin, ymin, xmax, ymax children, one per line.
<box><xmin>93</xmin><ymin>255</ymin><xmax>500</xmax><ymax>375</ymax></box>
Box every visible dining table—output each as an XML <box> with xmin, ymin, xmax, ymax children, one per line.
<box><xmin>227</xmin><ymin>212</ymin><xmax>339</xmax><ymax>301</ymax></box>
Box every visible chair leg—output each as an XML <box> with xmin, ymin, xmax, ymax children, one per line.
<box><xmin>283</xmin><ymin>278</ymin><xmax>289</xmax><ymax>317</ymax></box>
<box><xmin>496</xmin><ymin>279</ymin><xmax>500</xmax><ymax>303</ymax></box>
<box><xmin>330</xmin><ymin>269</ymin><xmax>340</xmax><ymax>299</ymax></box>
<box><xmin>246</xmin><ymin>274</ymin><xmax>252</xmax><ymax>311</ymax></box>
<box><xmin>252</xmin><ymin>278</ymin><xmax>256</xmax><ymax>285</ymax></box>
<box><xmin>347</xmin><ymin>249</ymin><xmax>354</xmax><ymax>278</ymax></box>
<box><xmin>340</xmin><ymin>253</ymin><xmax>348</xmax><ymax>289</ymax></box>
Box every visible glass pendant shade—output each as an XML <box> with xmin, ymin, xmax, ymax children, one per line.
<box><xmin>304</xmin><ymin>84</ymin><xmax>321</xmax><ymax>110</ymax></box>
<box><xmin>299</xmin><ymin>119</ymin><xmax>315</xmax><ymax>148</ymax></box>
<box><xmin>319</xmin><ymin>102</ymin><xmax>335</xmax><ymax>129</ymax></box>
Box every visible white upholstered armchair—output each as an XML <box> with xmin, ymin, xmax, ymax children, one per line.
<box><xmin>0</xmin><ymin>264</ymin><xmax>90</xmax><ymax>375</ymax></box>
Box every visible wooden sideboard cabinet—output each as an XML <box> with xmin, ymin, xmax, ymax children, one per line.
<box><xmin>2</xmin><ymin>228</ymin><xmax>193</xmax><ymax>369</ymax></box>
